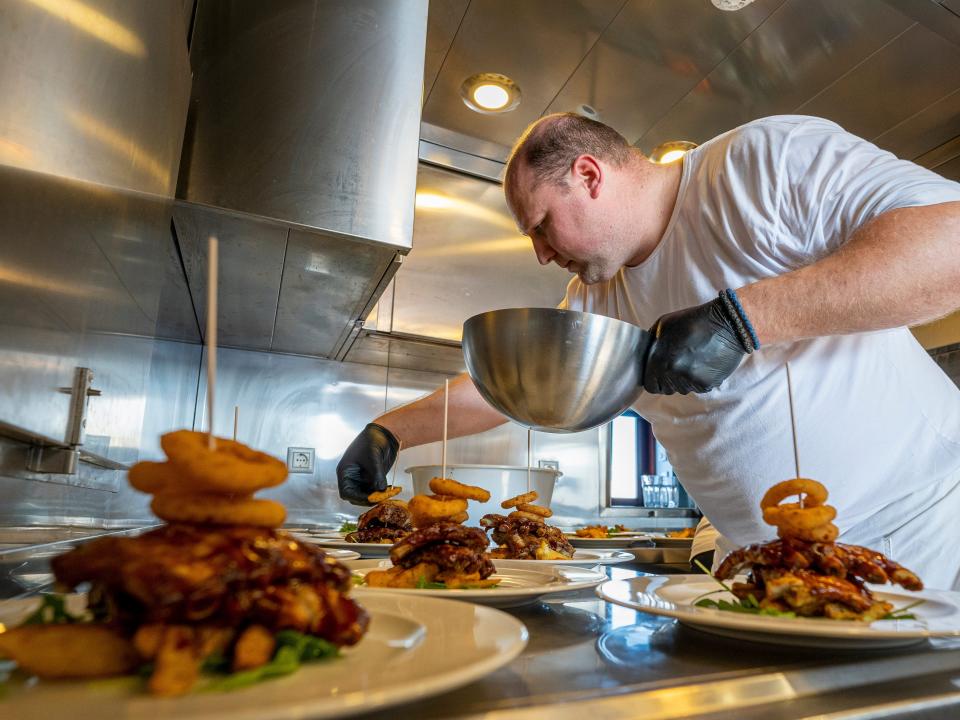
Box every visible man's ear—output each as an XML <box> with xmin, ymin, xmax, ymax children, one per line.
<box><xmin>570</xmin><ymin>155</ymin><xmax>603</xmax><ymax>198</ymax></box>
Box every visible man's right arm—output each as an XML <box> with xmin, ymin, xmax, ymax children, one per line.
<box><xmin>375</xmin><ymin>372</ymin><xmax>508</xmax><ymax>448</ymax></box>
<box><xmin>336</xmin><ymin>372</ymin><xmax>508</xmax><ymax>504</ymax></box>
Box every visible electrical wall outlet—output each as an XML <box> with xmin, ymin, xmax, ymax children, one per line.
<box><xmin>287</xmin><ymin>447</ymin><xmax>315</xmax><ymax>473</ymax></box>
<box><xmin>538</xmin><ymin>459</ymin><xmax>560</xmax><ymax>472</ymax></box>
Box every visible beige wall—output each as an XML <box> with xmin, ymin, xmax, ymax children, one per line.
<box><xmin>911</xmin><ymin>310</ymin><xmax>960</xmax><ymax>350</ymax></box>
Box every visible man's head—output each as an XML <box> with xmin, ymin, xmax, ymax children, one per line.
<box><xmin>504</xmin><ymin>112</ymin><xmax>647</xmax><ymax>284</ymax></box>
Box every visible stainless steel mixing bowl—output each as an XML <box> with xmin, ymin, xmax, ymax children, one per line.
<box><xmin>462</xmin><ymin>308</ymin><xmax>652</xmax><ymax>433</ymax></box>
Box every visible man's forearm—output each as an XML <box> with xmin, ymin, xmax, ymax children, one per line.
<box><xmin>738</xmin><ymin>201</ymin><xmax>960</xmax><ymax>346</ymax></box>
<box><xmin>374</xmin><ymin>372</ymin><xmax>508</xmax><ymax>448</ymax></box>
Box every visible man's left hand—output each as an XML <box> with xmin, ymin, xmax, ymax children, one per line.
<box><xmin>643</xmin><ymin>299</ymin><xmax>748</xmax><ymax>394</ymax></box>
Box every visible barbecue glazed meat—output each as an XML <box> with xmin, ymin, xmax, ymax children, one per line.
<box><xmin>346</xmin><ymin>500</ymin><xmax>412</xmax><ymax>544</ymax></box>
<box><xmin>479</xmin><ymin>514</ymin><xmax>575</xmax><ymax>560</ymax></box>
<box><xmin>714</xmin><ymin>536</ymin><xmax>922</xmax><ymax>620</ymax></box>
<box><xmin>715</xmin><ymin>537</ymin><xmax>923</xmax><ymax>591</ymax></box>
<box><xmin>390</xmin><ymin>522</ymin><xmax>494</xmax><ymax>579</ymax></box>
<box><xmin>52</xmin><ymin>524</ymin><xmax>369</xmax><ymax>646</ymax></box>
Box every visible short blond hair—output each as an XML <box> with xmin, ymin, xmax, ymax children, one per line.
<box><xmin>504</xmin><ymin>113</ymin><xmax>634</xmax><ymax>206</ymax></box>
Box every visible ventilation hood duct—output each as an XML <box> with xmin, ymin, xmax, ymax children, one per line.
<box><xmin>174</xmin><ymin>0</ymin><xmax>427</xmax><ymax>359</ymax></box>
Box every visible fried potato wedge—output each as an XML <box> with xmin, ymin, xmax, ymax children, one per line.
<box><xmin>0</xmin><ymin>624</ymin><xmax>138</xmax><ymax>678</ymax></box>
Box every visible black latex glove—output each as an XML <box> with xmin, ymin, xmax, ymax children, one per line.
<box><xmin>336</xmin><ymin>423</ymin><xmax>400</xmax><ymax>506</ymax></box>
<box><xmin>643</xmin><ymin>298</ymin><xmax>748</xmax><ymax>395</ymax></box>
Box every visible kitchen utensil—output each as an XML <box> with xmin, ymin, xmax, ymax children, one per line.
<box><xmin>462</xmin><ymin>308</ymin><xmax>652</xmax><ymax>432</ymax></box>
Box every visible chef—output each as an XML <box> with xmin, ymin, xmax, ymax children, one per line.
<box><xmin>337</xmin><ymin>113</ymin><xmax>960</xmax><ymax>589</ymax></box>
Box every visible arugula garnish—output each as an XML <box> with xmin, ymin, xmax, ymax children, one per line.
<box><xmin>338</xmin><ymin>521</ymin><xmax>358</xmax><ymax>533</ymax></box>
<box><xmin>414</xmin><ymin>577</ymin><xmax>497</xmax><ymax>590</ymax></box>
<box><xmin>22</xmin><ymin>594</ymin><xmax>89</xmax><ymax>625</ymax></box>
<box><xmin>203</xmin><ymin>631</ymin><xmax>338</xmax><ymax>692</ymax></box>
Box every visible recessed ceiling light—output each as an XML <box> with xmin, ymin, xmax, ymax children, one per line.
<box><xmin>711</xmin><ymin>0</ymin><xmax>757</xmax><ymax>10</ymax></box>
<box><xmin>649</xmin><ymin>140</ymin><xmax>698</xmax><ymax>164</ymax></box>
<box><xmin>460</xmin><ymin>73</ymin><xmax>521</xmax><ymax>114</ymax></box>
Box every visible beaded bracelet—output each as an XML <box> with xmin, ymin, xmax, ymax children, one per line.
<box><xmin>718</xmin><ymin>291</ymin><xmax>754</xmax><ymax>353</ymax></box>
<box><xmin>724</xmin><ymin>288</ymin><xmax>761</xmax><ymax>350</ymax></box>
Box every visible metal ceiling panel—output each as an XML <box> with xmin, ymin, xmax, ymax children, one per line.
<box><xmin>173</xmin><ymin>204</ymin><xmax>287</xmax><ymax>350</ymax></box>
<box><xmin>547</xmin><ymin>0</ymin><xmax>783</xmax><ymax>143</ymax></box>
<box><xmin>424</xmin><ymin>0</ymin><xmax>470</xmax><ymax>100</ymax></box>
<box><xmin>797</xmin><ymin>23</ymin><xmax>960</xmax><ymax>141</ymax></box>
<box><xmin>638</xmin><ymin>0</ymin><xmax>912</xmax><ymax>151</ymax></box>
<box><xmin>874</xmin><ymin>89</ymin><xmax>960</xmax><ymax>161</ymax></box>
<box><xmin>421</xmin><ymin>0</ymin><xmax>626</xmax><ymax>159</ymax></box>
<box><xmin>390</xmin><ymin>164</ymin><xmax>569</xmax><ymax>342</ymax></box>
<box><xmin>272</xmin><ymin>231</ymin><xmax>400</xmax><ymax>358</ymax></box>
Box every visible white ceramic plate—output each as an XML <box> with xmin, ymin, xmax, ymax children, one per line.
<box><xmin>564</xmin><ymin>535</ymin><xmax>652</xmax><ymax>549</ymax></box>
<box><xmin>493</xmin><ymin>549</ymin><xmax>634</xmax><ymax>566</ymax></box>
<box><xmin>0</xmin><ymin>593</ymin><xmax>527</xmax><ymax>720</ymax></box>
<box><xmin>596</xmin><ymin>574</ymin><xmax>960</xmax><ymax>648</ymax></box>
<box><xmin>349</xmin><ymin>559</ymin><xmax>606</xmax><ymax>608</ymax></box>
<box><xmin>319</xmin><ymin>548</ymin><xmax>361</xmax><ymax>561</ymax></box>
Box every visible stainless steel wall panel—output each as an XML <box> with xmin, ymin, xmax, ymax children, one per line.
<box><xmin>391</xmin><ymin>164</ymin><xmax>569</xmax><ymax>342</ymax></box>
<box><xmin>173</xmin><ymin>204</ymin><xmax>286</xmax><ymax>350</ymax></box>
<box><xmin>193</xmin><ymin>347</ymin><xmax>391</xmax><ymax>526</ymax></box>
<box><xmin>179</xmin><ymin>0</ymin><xmax>426</xmax><ymax>249</ymax></box>
<box><xmin>0</xmin><ymin>0</ymin><xmax>190</xmax><ymax>196</ymax></box>
<box><xmin>271</xmin><ymin>231</ymin><xmax>399</xmax><ymax>358</ymax></box>
<box><xmin>547</xmin><ymin>0</ymin><xmax>782</xmax><ymax>143</ymax></box>
<box><xmin>345</xmin><ymin>332</ymin><xmax>467</xmax><ymax>376</ymax></box>
<box><xmin>638</xmin><ymin>0</ymin><xmax>912</xmax><ymax>151</ymax></box>
<box><xmin>798</xmin><ymin>24</ymin><xmax>960</xmax><ymax>142</ymax></box>
<box><xmin>0</xmin><ymin>167</ymin><xmax>199</xmax><ymax>342</ymax></box>
<box><xmin>0</xmin><ymin>331</ymin><xmax>200</xmax><ymax>527</ymax></box>
<box><xmin>420</xmin><ymin>0</ymin><xmax>625</xmax><ymax>156</ymax></box>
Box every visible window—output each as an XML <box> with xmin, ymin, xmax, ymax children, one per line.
<box><xmin>608</xmin><ymin>410</ymin><xmax>656</xmax><ymax>506</ymax></box>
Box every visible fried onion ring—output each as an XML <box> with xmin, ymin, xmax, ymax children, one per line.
<box><xmin>160</xmin><ymin>430</ymin><xmax>287</xmax><ymax>494</ymax></box>
<box><xmin>501</xmin><ymin>490</ymin><xmax>538</xmax><ymax>509</ymax></box>
<box><xmin>760</xmin><ymin>478</ymin><xmax>828</xmax><ymax>510</ymax></box>
<box><xmin>517</xmin><ymin>503</ymin><xmax>552</xmax><ymax>518</ymax></box>
<box><xmin>508</xmin><ymin>510</ymin><xmax>544</xmax><ymax>522</ymax></box>
<box><xmin>367</xmin><ymin>486</ymin><xmax>402</xmax><ymax>503</ymax></box>
<box><xmin>760</xmin><ymin>479</ymin><xmax>838</xmax><ymax>543</ymax></box>
<box><xmin>408</xmin><ymin>494</ymin><xmax>468</xmax><ymax>526</ymax></box>
<box><xmin>150</xmin><ymin>492</ymin><xmax>285</xmax><ymax>528</ymax></box>
<box><xmin>429</xmin><ymin>477</ymin><xmax>491</xmax><ymax>502</ymax></box>
<box><xmin>128</xmin><ymin>461</ymin><xmax>180</xmax><ymax>494</ymax></box>
<box><xmin>762</xmin><ymin>503</ymin><xmax>836</xmax><ymax>529</ymax></box>
<box><xmin>448</xmin><ymin>511</ymin><xmax>469</xmax><ymax>524</ymax></box>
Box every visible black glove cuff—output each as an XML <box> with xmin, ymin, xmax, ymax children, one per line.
<box><xmin>367</xmin><ymin>422</ymin><xmax>400</xmax><ymax>461</ymax></box>
<box><xmin>717</xmin><ymin>291</ymin><xmax>755</xmax><ymax>354</ymax></box>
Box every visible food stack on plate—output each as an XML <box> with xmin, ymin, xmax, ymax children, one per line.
<box><xmin>362</xmin><ymin>477</ymin><xmax>498</xmax><ymax>589</ymax></box>
<box><xmin>0</xmin><ymin>430</ymin><xmax>369</xmax><ymax>696</ymax></box>
<box><xmin>479</xmin><ymin>491</ymin><xmax>575</xmax><ymax>560</ymax></box>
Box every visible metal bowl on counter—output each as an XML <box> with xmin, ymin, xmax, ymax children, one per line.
<box><xmin>462</xmin><ymin>308</ymin><xmax>652</xmax><ymax>432</ymax></box>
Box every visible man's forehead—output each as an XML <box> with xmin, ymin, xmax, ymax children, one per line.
<box><xmin>507</xmin><ymin>163</ymin><xmax>542</xmax><ymax>229</ymax></box>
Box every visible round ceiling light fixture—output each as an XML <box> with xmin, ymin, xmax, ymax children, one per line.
<box><xmin>460</xmin><ymin>73</ymin><xmax>521</xmax><ymax>114</ymax></box>
<box><xmin>711</xmin><ymin>0</ymin><xmax>757</xmax><ymax>10</ymax></box>
<box><xmin>649</xmin><ymin>140</ymin><xmax>698</xmax><ymax>164</ymax></box>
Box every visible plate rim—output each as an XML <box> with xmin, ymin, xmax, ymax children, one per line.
<box><xmin>0</xmin><ymin>593</ymin><xmax>528</xmax><ymax>720</ymax></box>
<box><xmin>348</xmin><ymin>559</ymin><xmax>606</xmax><ymax>599</ymax></box>
<box><xmin>595</xmin><ymin>574</ymin><xmax>960</xmax><ymax>641</ymax></box>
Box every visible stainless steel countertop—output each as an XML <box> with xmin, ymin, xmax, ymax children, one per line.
<box><xmin>352</xmin><ymin>566</ymin><xmax>960</xmax><ymax>720</ymax></box>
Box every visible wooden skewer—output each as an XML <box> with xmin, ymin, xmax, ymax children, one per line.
<box><xmin>232</xmin><ymin>405</ymin><xmax>239</xmax><ymax>442</ymax></box>
<box><xmin>785</xmin><ymin>362</ymin><xmax>802</xmax><ymax>506</ymax></box>
<box><xmin>526</xmin><ymin>427</ymin><xmax>532</xmax><ymax>493</ymax></box>
<box><xmin>206</xmin><ymin>237</ymin><xmax>218</xmax><ymax>451</ymax></box>
<box><xmin>441</xmin><ymin>379</ymin><xmax>449</xmax><ymax>480</ymax></box>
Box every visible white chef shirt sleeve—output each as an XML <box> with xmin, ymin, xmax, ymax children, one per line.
<box><xmin>773</xmin><ymin>118</ymin><xmax>960</xmax><ymax>264</ymax></box>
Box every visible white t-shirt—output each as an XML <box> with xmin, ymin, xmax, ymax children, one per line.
<box><xmin>561</xmin><ymin>115</ymin><xmax>960</xmax><ymax>555</ymax></box>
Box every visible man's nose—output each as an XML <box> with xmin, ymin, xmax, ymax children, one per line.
<box><xmin>531</xmin><ymin>236</ymin><xmax>554</xmax><ymax>266</ymax></box>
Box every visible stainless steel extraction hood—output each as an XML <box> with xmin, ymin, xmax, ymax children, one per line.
<box><xmin>174</xmin><ymin>0</ymin><xmax>428</xmax><ymax>359</ymax></box>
